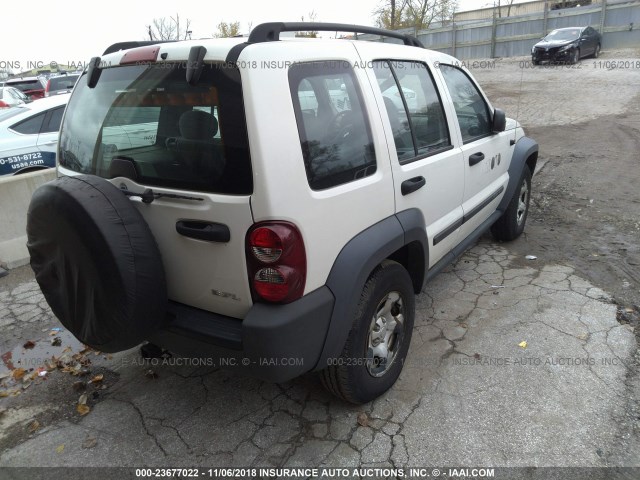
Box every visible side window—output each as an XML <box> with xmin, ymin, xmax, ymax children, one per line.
<box><xmin>41</xmin><ymin>107</ymin><xmax>64</xmax><ymax>133</ymax></box>
<box><xmin>440</xmin><ymin>65</ymin><xmax>492</xmax><ymax>143</ymax></box>
<box><xmin>289</xmin><ymin>61</ymin><xmax>376</xmax><ymax>191</ymax></box>
<box><xmin>11</xmin><ymin>112</ymin><xmax>45</xmax><ymax>135</ymax></box>
<box><xmin>373</xmin><ymin>60</ymin><xmax>451</xmax><ymax>163</ymax></box>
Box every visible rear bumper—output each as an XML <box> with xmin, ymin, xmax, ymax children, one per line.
<box><xmin>148</xmin><ymin>286</ymin><xmax>335</xmax><ymax>383</ymax></box>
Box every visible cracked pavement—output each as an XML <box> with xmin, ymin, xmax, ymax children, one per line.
<box><xmin>0</xmin><ymin>241</ymin><xmax>637</xmax><ymax>469</ymax></box>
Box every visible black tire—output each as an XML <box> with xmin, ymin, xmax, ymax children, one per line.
<box><xmin>320</xmin><ymin>260</ymin><xmax>415</xmax><ymax>404</ymax></box>
<box><xmin>532</xmin><ymin>59</ymin><xmax>540</xmax><ymax>66</ymax></box>
<box><xmin>491</xmin><ymin>167</ymin><xmax>532</xmax><ymax>241</ymax></box>
<box><xmin>592</xmin><ymin>44</ymin><xmax>601</xmax><ymax>59</ymax></box>
<box><xmin>571</xmin><ymin>48</ymin><xmax>580</xmax><ymax>64</ymax></box>
<box><xmin>27</xmin><ymin>175</ymin><xmax>167</xmax><ymax>352</ymax></box>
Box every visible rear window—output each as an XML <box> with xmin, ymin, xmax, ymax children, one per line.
<box><xmin>7</xmin><ymin>80</ymin><xmax>42</xmax><ymax>92</ymax></box>
<box><xmin>49</xmin><ymin>75</ymin><xmax>79</xmax><ymax>91</ymax></box>
<box><xmin>59</xmin><ymin>63</ymin><xmax>252</xmax><ymax>195</ymax></box>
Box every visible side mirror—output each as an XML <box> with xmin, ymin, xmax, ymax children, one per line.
<box><xmin>492</xmin><ymin>108</ymin><xmax>506</xmax><ymax>133</ymax></box>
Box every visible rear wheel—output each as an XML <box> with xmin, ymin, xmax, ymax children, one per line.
<box><xmin>593</xmin><ymin>44</ymin><xmax>601</xmax><ymax>58</ymax></box>
<box><xmin>491</xmin><ymin>167</ymin><xmax>532</xmax><ymax>241</ymax></box>
<box><xmin>320</xmin><ymin>260</ymin><xmax>414</xmax><ymax>404</ymax></box>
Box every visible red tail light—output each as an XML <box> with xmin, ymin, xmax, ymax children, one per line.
<box><xmin>0</xmin><ymin>100</ymin><xmax>9</xmax><ymax>108</ymax></box>
<box><xmin>45</xmin><ymin>79</ymin><xmax>51</xmax><ymax>93</ymax></box>
<box><xmin>246</xmin><ymin>222</ymin><xmax>306</xmax><ymax>304</ymax></box>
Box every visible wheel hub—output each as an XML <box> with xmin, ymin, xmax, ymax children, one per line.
<box><xmin>366</xmin><ymin>291</ymin><xmax>405</xmax><ymax>377</ymax></box>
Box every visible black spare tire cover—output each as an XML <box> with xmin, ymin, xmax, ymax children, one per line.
<box><xmin>27</xmin><ymin>175</ymin><xmax>167</xmax><ymax>353</ymax></box>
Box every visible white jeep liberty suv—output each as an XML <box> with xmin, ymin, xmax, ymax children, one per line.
<box><xmin>27</xmin><ymin>23</ymin><xmax>538</xmax><ymax>404</ymax></box>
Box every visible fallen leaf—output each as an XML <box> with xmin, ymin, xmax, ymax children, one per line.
<box><xmin>27</xmin><ymin>420</ymin><xmax>40</xmax><ymax>433</ymax></box>
<box><xmin>56</xmin><ymin>444</ymin><xmax>65</xmax><ymax>453</ymax></box>
<box><xmin>357</xmin><ymin>412</ymin><xmax>369</xmax><ymax>427</ymax></box>
<box><xmin>23</xmin><ymin>341</ymin><xmax>36</xmax><ymax>349</ymax></box>
<box><xmin>62</xmin><ymin>346</ymin><xmax>72</xmax><ymax>354</ymax></box>
<box><xmin>51</xmin><ymin>337</ymin><xmax>62</xmax><ymax>347</ymax></box>
<box><xmin>82</xmin><ymin>437</ymin><xmax>97</xmax><ymax>449</ymax></box>
<box><xmin>474</xmin><ymin>353</ymin><xmax>481</xmax><ymax>359</ymax></box>
<box><xmin>77</xmin><ymin>404</ymin><xmax>90</xmax><ymax>416</ymax></box>
<box><xmin>89</xmin><ymin>374</ymin><xmax>104</xmax><ymax>384</ymax></box>
<box><xmin>145</xmin><ymin>369</ymin><xmax>158</xmax><ymax>379</ymax></box>
<box><xmin>518</xmin><ymin>341</ymin><xmax>528</xmax><ymax>349</ymax></box>
<box><xmin>0</xmin><ymin>391</ymin><xmax>10</xmax><ymax>398</ymax></box>
<box><xmin>78</xmin><ymin>393</ymin><xmax>88</xmax><ymax>405</ymax></box>
<box><xmin>12</xmin><ymin>368</ymin><xmax>26</xmax><ymax>380</ymax></box>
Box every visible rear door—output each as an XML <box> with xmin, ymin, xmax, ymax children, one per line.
<box><xmin>0</xmin><ymin>110</ymin><xmax>49</xmax><ymax>174</ymax></box>
<box><xmin>355</xmin><ymin>46</ymin><xmax>465</xmax><ymax>267</ymax></box>
<box><xmin>58</xmin><ymin>62</ymin><xmax>255</xmax><ymax>318</ymax></box>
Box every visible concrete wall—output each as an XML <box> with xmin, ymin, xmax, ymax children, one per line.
<box><xmin>0</xmin><ymin>169</ymin><xmax>55</xmax><ymax>269</ymax></box>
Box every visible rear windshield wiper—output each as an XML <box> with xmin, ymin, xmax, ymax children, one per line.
<box><xmin>121</xmin><ymin>188</ymin><xmax>203</xmax><ymax>204</ymax></box>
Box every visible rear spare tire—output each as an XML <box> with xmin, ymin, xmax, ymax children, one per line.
<box><xmin>27</xmin><ymin>175</ymin><xmax>167</xmax><ymax>353</ymax></box>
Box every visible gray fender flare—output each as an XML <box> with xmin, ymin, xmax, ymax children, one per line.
<box><xmin>313</xmin><ymin>209</ymin><xmax>428</xmax><ymax>370</ymax></box>
<box><xmin>499</xmin><ymin>136</ymin><xmax>538</xmax><ymax>212</ymax></box>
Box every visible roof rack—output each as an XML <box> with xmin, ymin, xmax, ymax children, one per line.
<box><xmin>103</xmin><ymin>41</ymin><xmax>174</xmax><ymax>56</ymax></box>
<box><xmin>248</xmin><ymin>22</ymin><xmax>424</xmax><ymax>48</ymax></box>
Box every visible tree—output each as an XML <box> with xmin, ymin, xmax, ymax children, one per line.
<box><xmin>375</xmin><ymin>0</ymin><xmax>457</xmax><ymax>31</ymax></box>
<box><xmin>296</xmin><ymin>11</ymin><xmax>319</xmax><ymax>38</ymax></box>
<box><xmin>146</xmin><ymin>14</ymin><xmax>192</xmax><ymax>41</ymax></box>
<box><xmin>0</xmin><ymin>67</ymin><xmax>11</xmax><ymax>81</ymax></box>
<box><xmin>214</xmin><ymin>21</ymin><xmax>241</xmax><ymax>38</ymax></box>
<box><xmin>374</xmin><ymin>0</ymin><xmax>409</xmax><ymax>30</ymax></box>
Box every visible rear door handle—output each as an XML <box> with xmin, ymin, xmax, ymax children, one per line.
<box><xmin>176</xmin><ymin>220</ymin><xmax>230</xmax><ymax>243</ymax></box>
<box><xmin>469</xmin><ymin>152</ymin><xmax>485</xmax><ymax>166</ymax></box>
<box><xmin>401</xmin><ymin>176</ymin><xmax>426</xmax><ymax>196</ymax></box>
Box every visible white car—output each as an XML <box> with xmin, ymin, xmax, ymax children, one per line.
<box><xmin>0</xmin><ymin>86</ymin><xmax>31</xmax><ymax>108</ymax></box>
<box><xmin>28</xmin><ymin>23</ymin><xmax>538</xmax><ymax>404</ymax></box>
<box><xmin>0</xmin><ymin>95</ymin><xmax>68</xmax><ymax>176</ymax></box>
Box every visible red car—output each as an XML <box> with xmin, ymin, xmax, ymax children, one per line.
<box><xmin>4</xmin><ymin>77</ymin><xmax>47</xmax><ymax>100</ymax></box>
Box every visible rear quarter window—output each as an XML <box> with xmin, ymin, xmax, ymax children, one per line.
<box><xmin>289</xmin><ymin>61</ymin><xmax>376</xmax><ymax>191</ymax></box>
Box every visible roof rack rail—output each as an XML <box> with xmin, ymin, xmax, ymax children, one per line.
<box><xmin>103</xmin><ymin>41</ymin><xmax>174</xmax><ymax>56</ymax></box>
<box><xmin>247</xmin><ymin>22</ymin><xmax>424</xmax><ymax>48</ymax></box>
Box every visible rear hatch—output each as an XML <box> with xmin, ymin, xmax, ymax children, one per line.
<box><xmin>58</xmin><ymin>59</ymin><xmax>255</xmax><ymax>318</ymax></box>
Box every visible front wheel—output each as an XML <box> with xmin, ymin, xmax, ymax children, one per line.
<box><xmin>491</xmin><ymin>167</ymin><xmax>532</xmax><ymax>241</ymax></box>
<box><xmin>320</xmin><ymin>260</ymin><xmax>415</xmax><ymax>404</ymax></box>
<box><xmin>571</xmin><ymin>48</ymin><xmax>580</xmax><ymax>64</ymax></box>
